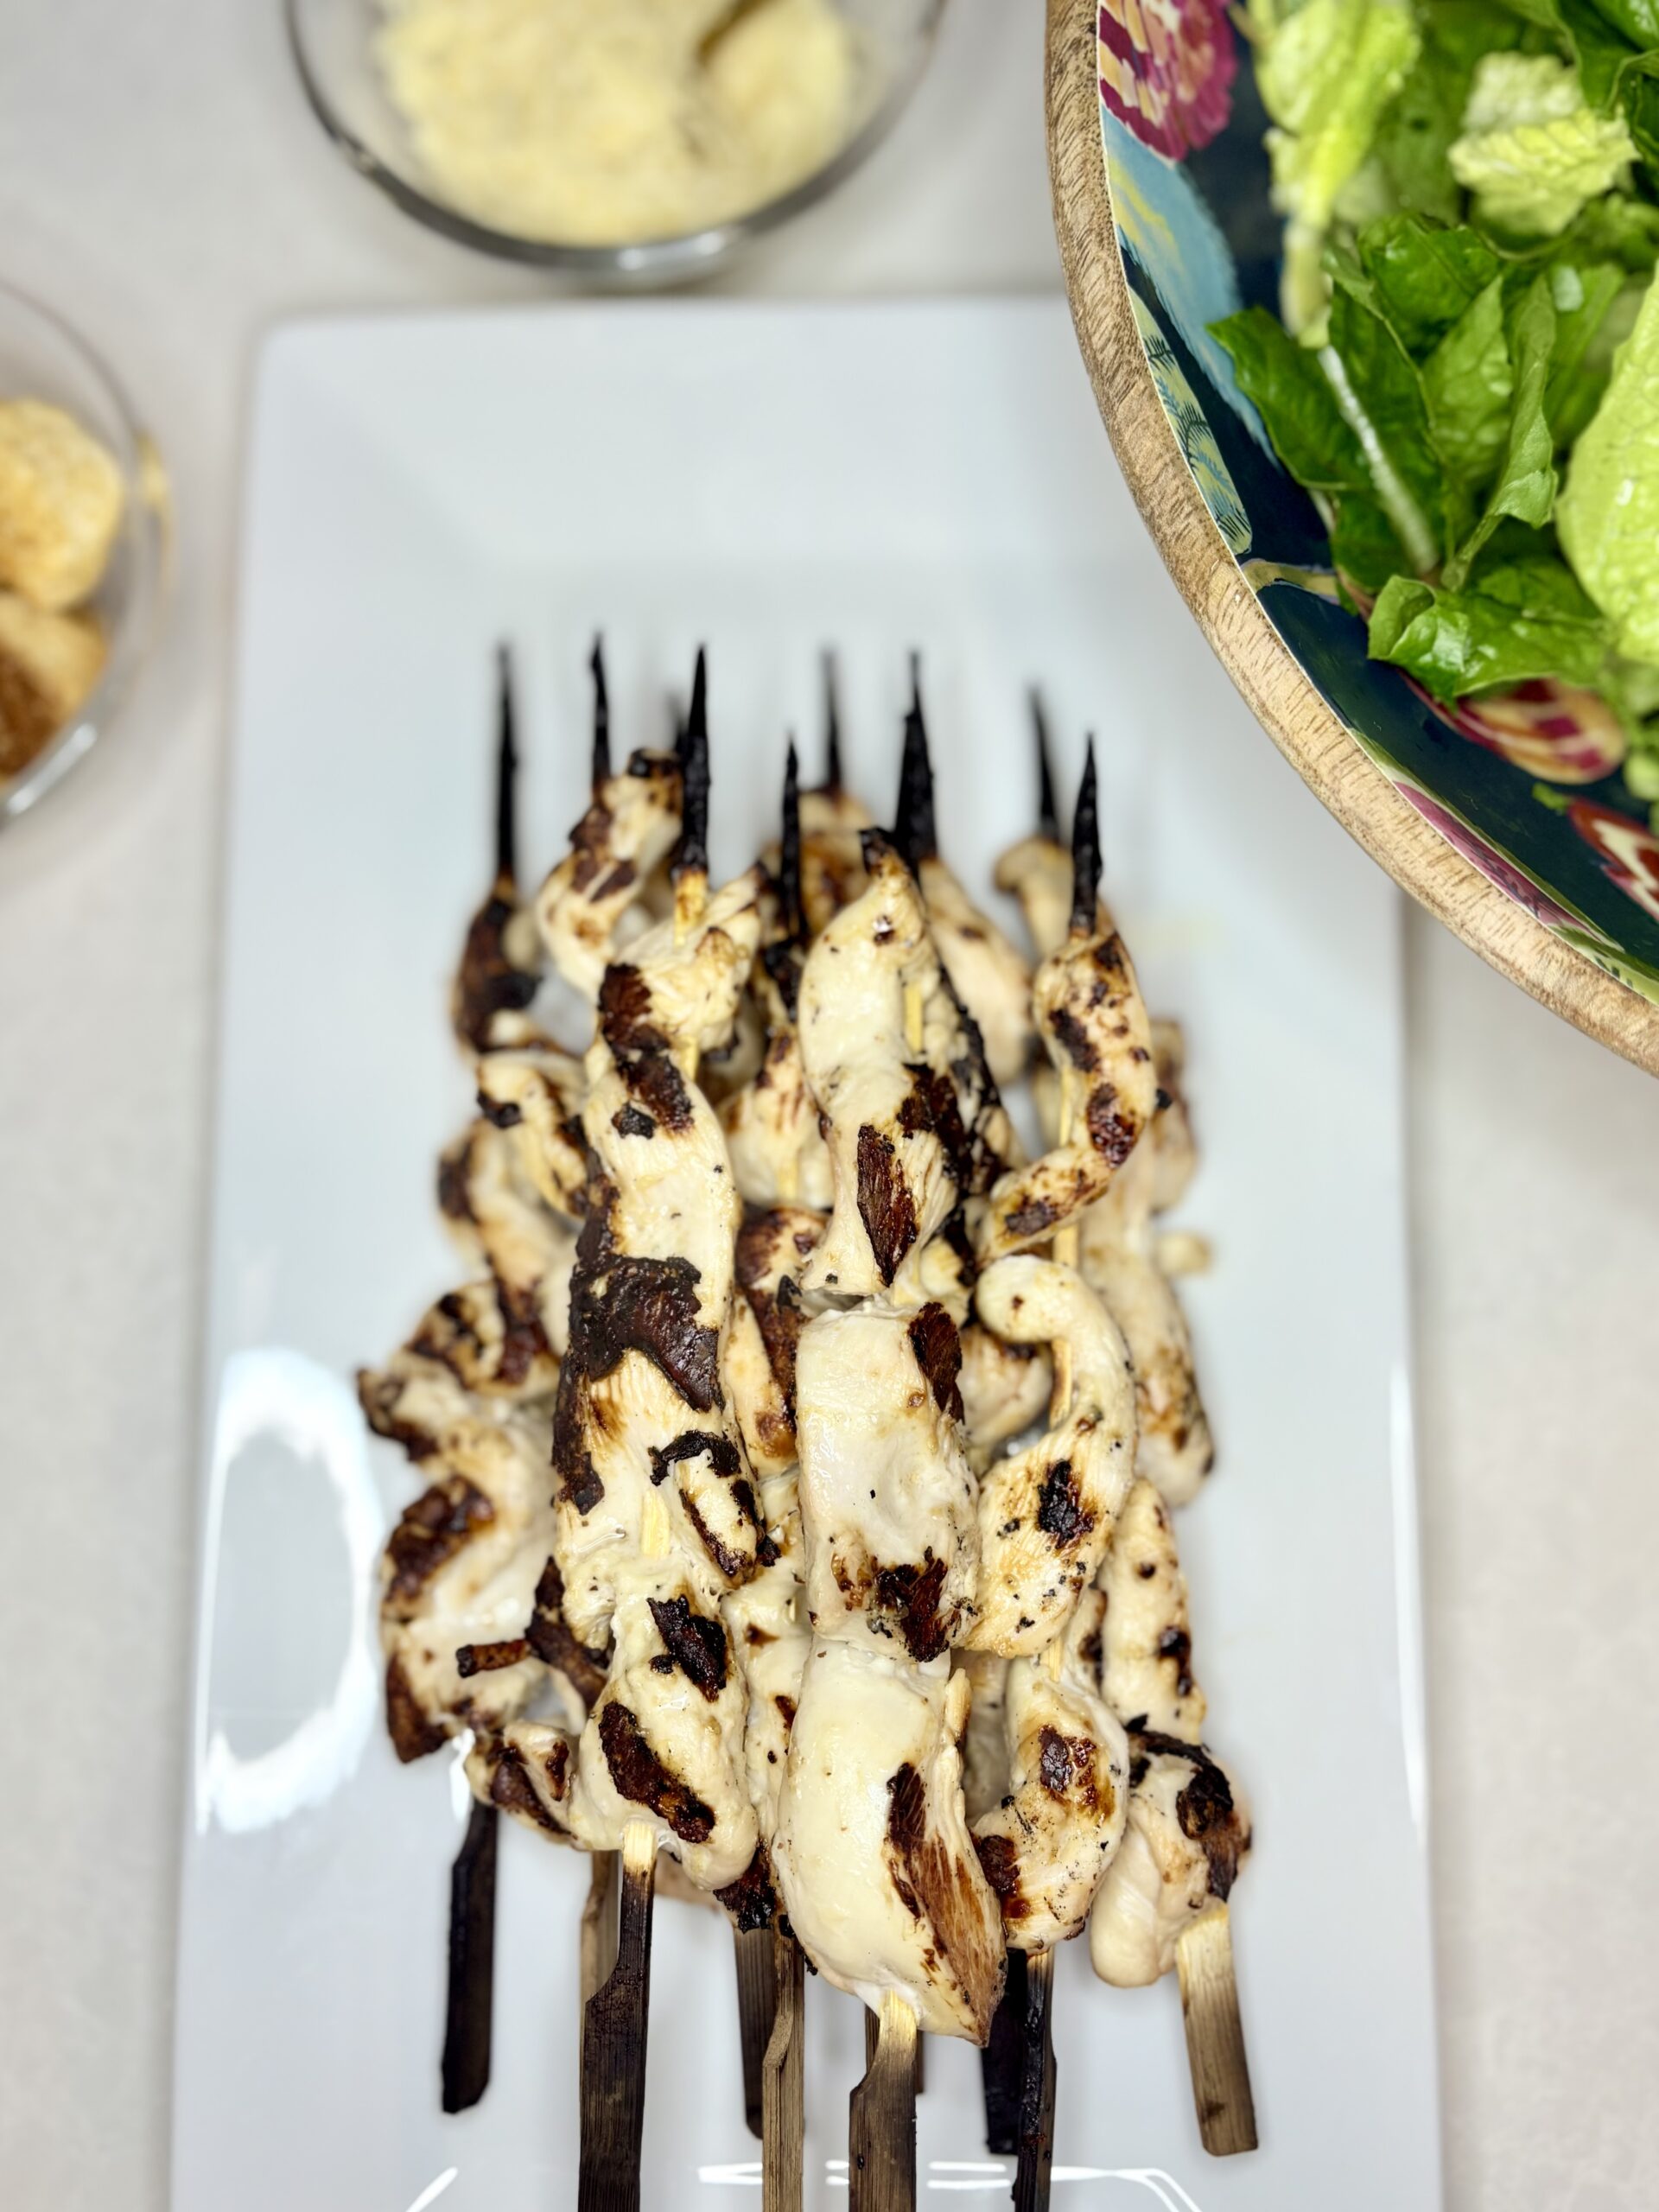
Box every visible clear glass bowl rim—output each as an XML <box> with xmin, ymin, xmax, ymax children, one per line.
<box><xmin>0</xmin><ymin>279</ymin><xmax>166</xmax><ymax>827</ymax></box>
<box><xmin>283</xmin><ymin>0</ymin><xmax>950</xmax><ymax>278</ymax></box>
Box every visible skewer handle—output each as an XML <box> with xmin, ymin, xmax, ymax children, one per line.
<box><xmin>980</xmin><ymin>1948</ymin><xmax>1027</xmax><ymax>2154</ymax></box>
<box><xmin>762</xmin><ymin>1933</ymin><xmax>806</xmax><ymax>2212</ymax></box>
<box><xmin>580</xmin><ymin>1849</ymin><xmax>620</xmax><ymax>2007</ymax></box>
<box><xmin>440</xmin><ymin>1800</ymin><xmax>499</xmax><ymax>2114</ymax></box>
<box><xmin>1014</xmin><ymin>1948</ymin><xmax>1057</xmax><ymax>2212</ymax></box>
<box><xmin>734</xmin><ymin>1925</ymin><xmax>778</xmax><ymax>2141</ymax></box>
<box><xmin>1176</xmin><ymin>1904</ymin><xmax>1257</xmax><ymax>2157</ymax></box>
<box><xmin>578</xmin><ymin>1824</ymin><xmax>658</xmax><ymax>2212</ymax></box>
<box><xmin>849</xmin><ymin>1990</ymin><xmax>918</xmax><ymax>2212</ymax></box>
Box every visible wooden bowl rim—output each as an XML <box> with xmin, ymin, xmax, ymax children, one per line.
<box><xmin>1045</xmin><ymin>0</ymin><xmax>1659</xmax><ymax>1078</ymax></box>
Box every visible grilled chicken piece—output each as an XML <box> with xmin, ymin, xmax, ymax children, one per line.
<box><xmin>438</xmin><ymin>1116</ymin><xmax>578</xmax><ymax>1357</ymax></box>
<box><xmin>551</xmin><ymin>872</ymin><xmax>768</xmax><ymax>1649</ymax></box>
<box><xmin>721</xmin><ymin>968</ymin><xmax>835</xmax><ymax>1211</ymax></box>
<box><xmin>722</xmin><ymin>1471</ymin><xmax>811</xmax><ymax>1849</ymax></box>
<box><xmin>976</xmin><ymin>912</ymin><xmax>1156</xmax><ymax>1260</ymax></box>
<box><xmin>1088</xmin><ymin>1735</ymin><xmax>1249</xmax><ymax>1986</ymax></box>
<box><xmin>1084</xmin><ymin>1487</ymin><xmax>1248</xmax><ymax>1985</ymax></box>
<box><xmin>1096</xmin><ymin>1478</ymin><xmax>1206</xmax><ymax>1738</ymax></box>
<box><xmin>957</xmin><ymin>1322</ymin><xmax>1052</xmax><ymax>1472</ymax></box>
<box><xmin>378</xmin><ymin>1408</ymin><xmax>560</xmax><ymax>1762</ymax></box>
<box><xmin>795</xmin><ymin>783</ymin><xmax>874</xmax><ymax>937</ymax></box>
<box><xmin>359</xmin><ymin>1347</ymin><xmax>488</xmax><ymax>1465</ymax></box>
<box><xmin>918</xmin><ymin>852</ymin><xmax>1034</xmax><ymax>1090</ymax></box>
<box><xmin>722</xmin><ymin>766</ymin><xmax>836</xmax><ymax>1208</ymax></box>
<box><xmin>1147</xmin><ymin>1019</ymin><xmax>1198</xmax><ymax>1213</ymax></box>
<box><xmin>403</xmin><ymin>1275</ymin><xmax>563</xmax><ymax>1402</ymax></box>
<box><xmin>798</xmin><ymin>836</ymin><xmax>1015</xmax><ymax>1300</ymax></box>
<box><xmin>955</xmin><ymin>1649</ymin><xmax>1011</xmax><ymax>1824</ymax></box>
<box><xmin>971</xmin><ymin>1640</ymin><xmax>1130</xmax><ymax>1950</ymax></box>
<box><xmin>774</xmin><ymin>1636</ymin><xmax>1005</xmax><ymax>2041</ymax></box>
<box><xmin>467</xmin><ymin>1718</ymin><xmax>582</xmax><ymax>1840</ymax></box>
<box><xmin>474</xmin><ymin>1040</ymin><xmax>590</xmax><ymax>1222</ymax></box>
<box><xmin>573</xmin><ymin>1558</ymin><xmax>760</xmax><ymax>1892</ymax></box>
<box><xmin>534</xmin><ymin>747</ymin><xmax>683</xmax><ymax>1000</ymax></box>
<box><xmin>994</xmin><ymin>833</ymin><xmax>1072</xmax><ymax>966</ymax></box>
<box><xmin>795</xmin><ymin>1300</ymin><xmax>981</xmax><ymax>1661</ymax></box>
<box><xmin>963</xmin><ymin>1255</ymin><xmax>1135</xmax><ymax>1656</ymax></box>
<box><xmin>726</xmin><ymin>1207</ymin><xmax>822</xmax><ymax>1479</ymax></box>
<box><xmin>1080</xmin><ymin>1135</ymin><xmax>1213</xmax><ymax>1505</ymax></box>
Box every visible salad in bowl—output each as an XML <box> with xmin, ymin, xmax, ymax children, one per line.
<box><xmin>1054</xmin><ymin>0</ymin><xmax>1659</xmax><ymax>1059</ymax></box>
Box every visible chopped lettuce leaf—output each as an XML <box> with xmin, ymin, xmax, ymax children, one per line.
<box><xmin>1543</xmin><ymin>258</ymin><xmax>1628</xmax><ymax>440</ymax></box>
<box><xmin>1375</xmin><ymin>2</ymin><xmax>1524</xmax><ymax>218</ymax></box>
<box><xmin>1443</xmin><ymin>274</ymin><xmax>1560</xmax><ymax>584</ymax></box>
<box><xmin>1354</xmin><ymin>214</ymin><xmax>1502</xmax><ymax>350</ymax></box>
<box><xmin>1450</xmin><ymin>52</ymin><xmax>1637</xmax><ymax>235</ymax></box>
<box><xmin>1210</xmin><ymin>306</ymin><xmax>1373</xmax><ymax>489</ymax></box>
<box><xmin>1323</xmin><ymin>284</ymin><xmax>1446</xmax><ymax>567</ymax></box>
<box><xmin>1624</xmin><ymin>70</ymin><xmax>1659</xmax><ymax>181</ymax></box>
<box><xmin>1586</xmin><ymin>0</ymin><xmax>1659</xmax><ymax>47</ymax></box>
<box><xmin>1559</xmin><ymin>273</ymin><xmax>1659</xmax><ymax>658</ymax></box>
<box><xmin>1250</xmin><ymin>0</ymin><xmax>1422</xmax><ymax>328</ymax></box>
<box><xmin>1369</xmin><ymin>568</ymin><xmax>1611</xmax><ymax>697</ymax></box>
<box><xmin>1422</xmin><ymin>275</ymin><xmax>1515</xmax><ymax>487</ymax></box>
<box><xmin>1331</xmin><ymin>491</ymin><xmax>1414</xmax><ymax>589</ymax></box>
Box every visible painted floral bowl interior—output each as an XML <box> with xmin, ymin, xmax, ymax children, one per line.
<box><xmin>1048</xmin><ymin>0</ymin><xmax>1659</xmax><ymax>1066</ymax></box>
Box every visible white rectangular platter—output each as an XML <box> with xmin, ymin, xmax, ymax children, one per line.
<box><xmin>175</xmin><ymin>298</ymin><xmax>1440</xmax><ymax>2212</ymax></box>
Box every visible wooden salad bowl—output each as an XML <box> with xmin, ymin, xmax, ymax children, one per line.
<box><xmin>1045</xmin><ymin>0</ymin><xmax>1659</xmax><ymax>1077</ymax></box>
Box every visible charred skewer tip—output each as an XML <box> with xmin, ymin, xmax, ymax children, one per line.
<box><xmin>893</xmin><ymin>658</ymin><xmax>938</xmax><ymax>874</ymax></box>
<box><xmin>1069</xmin><ymin>739</ymin><xmax>1101</xmax><ymax>938</ymax></box>
<box><xmin>1031</xmin><ymin>689</ymin><xmax>1062</xmax><ymax>846</ymax></box>
<box><xmin>822</xmin><ymin>648</ymin><xmax>843</xmax><ymax>793</ymax></box>
<box><xmin>494</xmin><ymin>641</ymin><xmax>518</xmax><ymax>887</ymax></box>
<box><xmin>673</xmin><ymin>645</ymin><xmax>711</xmax><ymax>882</ymax></box>
<box><xmin>589</xmin><ymin>632</ymin><xmax>611</xmax><ymax>791</ymax></box>
<box><xmin>779</xmin><ymin>739</ymin><xmax>804</xmax><ymax>944</ymax></box>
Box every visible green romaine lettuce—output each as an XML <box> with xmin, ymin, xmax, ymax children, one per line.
<box><xmin>1443</xmin><ymin>275</ymin><xmax>1560</xmax><ymax>583</ymax></box>
<box><xmin>1450</xmin><ymin>52</ymin><xmax>1637</xmax><ymax>234</ymax></box>
<box><xmin>1558</xmin><ymin>272</ymin><xmax>1659</xmax><ymax>658</ymax></box>
<box><xmin>1542</xmin><ymin>258</ymin><xmax>1629</xmax><ymax>440</ymax></box>
<box><xmin>1354</xmin><ymin>214</ymin><xmax>1502</xmax><ymax>350</ymax></box>
<box><xmin>1375</xmin><ymin>2</ymin><xmax>1525</xmax><ymax>218</ymax></box>
<box><xmin>1210</xmin><ymin>306</ymin><xmax>1372</xmax><ymax>489</ymax></box>
<box><xmin>1422</xmin><ymin>275</ymin><xmax>1515</xmax><ymax>486</ymax></box>
<box><xmin>1250</xmin><ymin>0</ymin><xmax>1423</xmax><ymax>328</ymax></box>
<box><xmin>1586</xmin><ymin>0</ymin><xmax>1659</xmax><ymax>46</ymax></box>
<box><xmin>1322</xmin><ymin>284</ymin><xmax>1446</xmax><ymax>567</ymax></box>
<box><xmin>1369</xmin><ymin>567</ymin><xmax>1611</xmax><ymax>696</ymax></box>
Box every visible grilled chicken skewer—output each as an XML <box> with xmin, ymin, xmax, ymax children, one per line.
<box><xmin>780</xmin><ymin>725</ymin><xmax>1041</xmax><ymax>2212</ymax></box>
<box><xmin>968</xmin><ymin>751</ymin><xmax>1122</xmax><ymax>2205</ymax></box>
<box><xmin>997</xmin><ymin>702</ymin><xmax>1213</xmax><ymax>1502</ymax></box>
<box><xmin>362</xmin><ymin>650</ymin><xmax>581</xmax><ymax>2112</ymax></box>
<box><xmin>372</xmin><ymin>654</ymin><xmax>1250</xmax><ymax>2194</ymax></box>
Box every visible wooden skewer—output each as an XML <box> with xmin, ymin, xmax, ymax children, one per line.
<box><xmin>981</xmin><ymin>1948</ymin><xmax>1027</xmax><ymax>2155</ymax></box>
<box><xmin>1012</xmin><ymin>749</ymin><xmax>1090</xmax><ymax>2206</ymax></box>
<box><xmin>734</xmin><ymin>1925</ymin><xmax>779</xmax><ymax>2140</ymax></box>
<box><xmin>578</xmin><ymin>1820</ymin><xmax>659</xmax><ymax>2212</ymax></box>
<box><xmin>440</xmin><ymin>1798</ymin><xmax>499</xmax><ymax>2113</ymax></box>
<box><xmin>1175</xmin><ymin>1904</ymin><xmax>1257</xmax><ymax>2156</ymax></box>
<box><xmin>1014</xmin><ymin>1948</ymin><xmax>1058</xmax><ymax>2212</ymax></box>
<box><xmin>590</xmin><ymin>632</ymin><xmax>611</xmax><ymax>790</ymax></box>
<box><xmin>761</xmin><ymin>1933</ymin><xmax>806</xmax><ymax>2212</ymax></box>
<box><xmin>822</xmin><ymin>649</ymin><xmax>844</xmax><ymax>794</ymax></box>
<box><xmin>580</xmin><ymin>1848</ymin><xmax>620</xmax><ymax>2009</ymax></box>
<box><xmin>849</xmin><ymin>1989</ymin><xmax>919</xmax><ymax>2212</ymax></box>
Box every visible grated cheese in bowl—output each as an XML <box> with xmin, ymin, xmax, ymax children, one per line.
<box><xmin>375</xmin><ymin>0</ymin><xmax>861</xmax><ymax>247</ymax></box>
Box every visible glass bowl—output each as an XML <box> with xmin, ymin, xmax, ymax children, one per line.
<box><xmin>0</xmin><ymin>283</ymin><xmax>168</xmax><ymax>826</ymax></box>
<box><xmin>285</xmin><ymin>0</ymin><xmax>947</xmax><ymax>283</ymax></box>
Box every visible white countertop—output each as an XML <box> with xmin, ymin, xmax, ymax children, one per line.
<box><xmin>1</xmin><ymin>6</ymin><xmax>1655</xmax><ymax>2207</ymax></box>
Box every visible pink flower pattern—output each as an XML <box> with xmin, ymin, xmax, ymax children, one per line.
<box><xmin>1098</xmin><ymin>0</ymin><xmax>1236</xmax><ymax>161</ymax></box>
